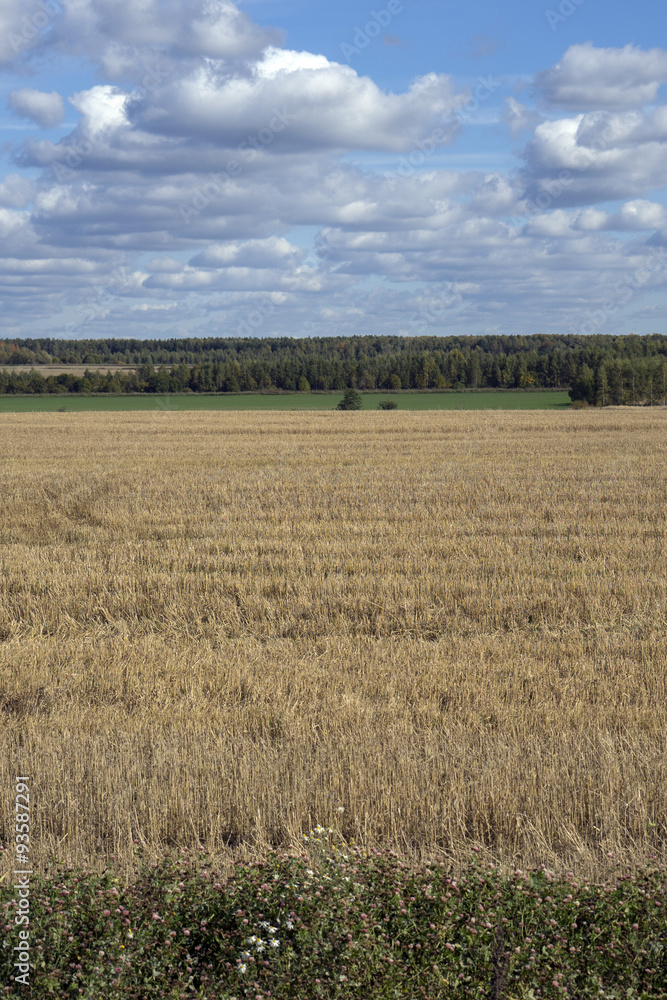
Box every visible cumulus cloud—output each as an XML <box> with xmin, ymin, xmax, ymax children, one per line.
<box><xmin>190</xmin><ymin>237</ymin><xmax>302</xmax><ymax>269</ymax></box>
<box><xmin>69</xmin><ymin>85</ymin><xmax>130</xmax><ymax>137</ymax></box>
<box><xmin>51</xmin><ymin>0</ymin><xmax>282</xmax><ymax>76</ymax></box>
<box><xmin>573</xmin><ymin>207</ymin><xmax>609</xmax><ymax>231</ymax></box>
<box><xmin>536</xmin><ymin>43</ymin><xmax>667</xmax><ymax>110</ymax></box>
<box><xmin>129</xmin><ymin>48</ymin><xmax>465</xmax><ymax>153</ymax></box>
<box><xmin>520</xmin><ymin>202</ymin><xmax>667</xmax><ymax>239</ymax></box>
<box><xmin>143</xmin><ymin>263</ymin><xmax>323</xmax><ymax>293</ymax></box>
<box><xmin>0</xmin><ymin>174</ymin><xmax>35</xmax><ymax>208</ymax></box>
<box><xmin>521</xmin><ymin>108</ymin><xmax>667</xmax><ymax>206</ymax></box>
<box><xmin>0</xmin><ymin>0</ymin><xmax>60</xmax><ymax>67</ymax></box>
<box><xmin>0</xmin><ymin>208</ymin><xmax>33</xmax><ymax>244</ymax></box>
<box><xmin>8</xmin><ymin>88</ymin><xmax>65</xmax><ymax>128</ymax></box>
<box><xmin>573</xmin><ymin>200</ymin><xmax>667</xmax><ymax>232</ymax></box>
<box><xmin>613</xmin><ymin>199</ymin><xmax>667</xmax><ymax>230</ymax></box>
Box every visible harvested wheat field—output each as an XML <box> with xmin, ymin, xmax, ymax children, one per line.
<box><xmin>1</xmin><ymin>408</ymin><xmax>666</xmax><ymax>881</ymax></box>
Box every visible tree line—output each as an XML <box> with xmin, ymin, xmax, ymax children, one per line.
<box><xmin>1</xmin><ymin>334</ymin><xmax>666</xmax><ymax>404</ymax></box>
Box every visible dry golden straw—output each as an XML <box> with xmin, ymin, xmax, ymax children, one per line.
<box><xmin>1</xmin><ymin>409</ymin><xmax>666</xmax><ymax>879</ymax></box>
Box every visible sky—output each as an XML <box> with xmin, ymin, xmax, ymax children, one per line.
<box><xmin>2</xmin><ymin>0</ymin><xmax>667</xmax><ymax>341</ymax></box>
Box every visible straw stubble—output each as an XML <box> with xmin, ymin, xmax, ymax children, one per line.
<box><xmin>1</xmin><ymin>409</ymin><xmax>665</xmax><ymax>877</ymax></box>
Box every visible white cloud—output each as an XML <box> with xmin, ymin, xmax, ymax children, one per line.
<box><xmin>0</xmin><ymin>0</ymin><xmax>58</xmax><ymax>67</ymax></box>
<box><xmin>143</xmin><ymin>264</ymin><xmax>310</xmax><ymax>292</ymax></box>
<box><xmin>0</xmin><ymin>208</ymin><xmax>32</xmax><ymax>242</ymax></box>
<box><xmin>0</xmin><ymin>257</ymin><xmax>99</xmax><ymax>275</ymax></box>
<box><xmin>130</xmin><ymin>50</ymin><xmax>465</xmax><ymax>154</ymax></box>
<box><xmin>536</xmin><ymin>43</ymin><xmax>667</xmax><ymax>110</ymax></box>
<box><xmin>571</xmin><ymin>200</ymin><xmax>667</xmax><ymax>232</ymax></box>
<box><xmin>190</xmin><ymin>237</ymin><xmax>302</xmax><ymax>268</ymax></box>
<box><xmin>8</xmin><ymin>88</ymin><xmax>65</xmax><ymax>128</ymax></box>
<box><xmin>468</xmin><ymin>173</ymin><xmax>517</xmax><ymax>214</ymax></box>
<box><xmin>69</xmin><ymin>85</ymin><xmax>130</xmax><ymax>137</ymax></box>
<box><xmin>573</xmin><ymin>207</ymin><xmax>608</xmax><ymax>231</ymax></box>
<box><xmin>615</xmin><ymin>199</ymin><xmax>667</xmax><ymax>230</ymax></box>
<box><xmin>254</xmin><ymin>48</ymin><xmax>331</xmax><ymax>77</ymax></box>
<box><xmin>525</xmin><ymin>209</ymin><xmax>579</xmax><ymax>238</ymax></box>
<box><xmin>0</xmin><ymin>174</ymin><xmax>35</xmax><ymax>208</ymax></box>
<box><xmin>521</xmin><ymin>108</ymin><xmax>667</xmax><ymax>205</ymax></box>
<box><xmin>52</xmin><ymin>0</ymin><xmax>282</xmax><ymax>75</ymax></box>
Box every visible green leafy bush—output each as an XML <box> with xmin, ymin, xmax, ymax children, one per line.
<box><xmin>2</xmin><ymin>834</ymin><xmax>666</xmax><ymax>999</ymax></box>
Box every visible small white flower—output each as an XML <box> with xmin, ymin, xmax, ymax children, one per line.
<box><xmin>270</xmin><ymin>938</ymin><xmax>280</xmax><ymax>948</ymax></box>
<box><xmin>238</xmin><ymin>963</ymin><xmax>247</xmax><ymax>974</ymax></box>
<box><xmin>286</xmin><ymin>921</ymin><xmax>294</xmax><ymax>930</ymax></box>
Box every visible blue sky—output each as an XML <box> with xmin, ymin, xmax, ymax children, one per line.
<box><xmin>1</xmin><ymin>0</ymin><xmax>667</xmax><ymax>340</ymax></box>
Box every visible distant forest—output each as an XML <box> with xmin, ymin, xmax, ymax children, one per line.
<box><xmin>1</xmin><ymin>333</ymin><xmax>667</xmax><ymax>405</ymax></box>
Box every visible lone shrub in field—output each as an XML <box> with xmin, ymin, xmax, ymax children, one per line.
<box><xmin>377</xmin><ymin>399</ymin><xmax>398</xmax><ymax>410</ymax></box>
<box><xmin>336</xmin><ymin>388</ymin><xmax>363</xmax><ymax>410</ymax></box>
